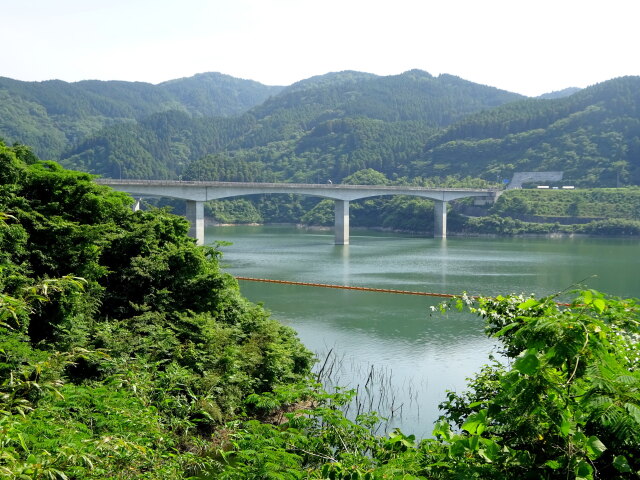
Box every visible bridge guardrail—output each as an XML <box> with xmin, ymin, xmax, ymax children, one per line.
<box><xmin>96</xmin><ymin>179</ymin><xmax>499</xmax><ymax>193</ymax></box>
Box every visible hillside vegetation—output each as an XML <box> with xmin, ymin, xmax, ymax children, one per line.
<box><xmin>0</xmin><ymin>73</ymin><xmax>282</xmax><ymax>160</ymax></box>
<box><xmin>0</xmin><ymin>142</ymin><xmax>311</xmax><ymax>477</ymax></box>
<box><xmin>57</xmin><ymin>70</ymin><xmax>525</xmax><ymax>183</ymax></box>
<box><xmin>417</xmin><ymin>76</ymin><xmax>640</xmax><ymax>186</ymax></box>
<box><xmin>491</xmin><ymin>188</ymin><xmax>640</xmax><ymax>219</ymax></box>
<box><xmin>2</xmin><ymin>70</ymin><xmax>523</xmax><ymax>181</ymax></box>
<box><xmin>3</xmin><ymin>70</ymin><xmax>640</xmax><ymax>190</ymax></box>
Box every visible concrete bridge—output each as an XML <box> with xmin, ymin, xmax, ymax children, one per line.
<box><xmin>96</xmin><ymin>179</ymin><xmax>500</xmax><ymax>245</ymax></box>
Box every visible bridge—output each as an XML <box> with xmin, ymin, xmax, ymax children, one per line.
<box><xmin>96</xmin><ymin>179</ymin><xmax>500</xmax><ymax>245</ymax></box>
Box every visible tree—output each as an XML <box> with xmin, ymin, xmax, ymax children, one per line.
<box><xmin>0</xmin><ymin>142</ymin><xmax>314</xmax><ymax>478</ymax></box>
<box><xmin>342</xmin><ymin>168</ymin><xmax>389</xmax><ymax>185</ymax></box>
<box><xmin>431</xmin><ymin>290</ymin><xmax>640</xmax><ymax>479</ymax></box>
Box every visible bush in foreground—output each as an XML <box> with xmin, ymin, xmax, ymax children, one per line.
<box><xmin>0</xmin><ymin>142</ymin><xmax>312</xmax><ymax>478</ymax></box>
<box><xmin>214</xmin><ymin>290</ymin><xmax>640</xmax><ymax>480</ymax></box>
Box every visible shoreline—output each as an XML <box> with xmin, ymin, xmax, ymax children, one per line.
<box><xmin>205</xmin><ymin>221</ymin><xmax>639</xmax><ymax>239</ymax></box>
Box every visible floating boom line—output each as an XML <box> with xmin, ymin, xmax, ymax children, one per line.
<box><xmin>234</xmin><ymin>276</ymin><xmax>573</xmax><ymax>306</ymax></box>
<box><xmin>235</xmin><ymin>276</ymin><xmax>464</xmax><ymax>299</ymax></box>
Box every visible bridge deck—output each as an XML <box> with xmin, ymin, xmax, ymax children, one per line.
<box><xmin>96</xmin><ymin>178</ymin><xmax>496</xmax><ymax>192</ymax></box>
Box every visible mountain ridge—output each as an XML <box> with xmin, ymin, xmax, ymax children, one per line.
<box><xmin>1</xmin><ymin>71</ymin><xmax>638</xmax><ymax>187</ymax></box>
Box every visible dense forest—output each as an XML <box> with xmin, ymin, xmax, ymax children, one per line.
<box><xmin>56</xmin><ymin>70</ymin><xmax>525</xmax><ymax>182</ymax></box>
<box><xmin>2</xmin><ymin>142</ymin><xmax>639</xmax><ymax>479</ymax></box>
<box><xmin>1</xmin><ymin>70</ymin><xmax>524</xmax><ymax>181</ymax></box>
<box><xmin>3</xmin><ymin>70</ymin><xmax>640</xmax><ymax>189</ymax></box>
<box><xmin>0</xmin><ymin>73</ymin><xmax>282</xmax><ymax>161</ymax></box>
<box><xmin>0</xmin><ymin>142</ymin><xmax>311</xmax><ymax>477</ymax></box>
<box><xmin>417</xmin><ymin>76</ymin><xmax>640</xmax><ymax>186</ymax></box>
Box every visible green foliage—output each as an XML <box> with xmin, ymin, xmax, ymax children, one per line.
<box><xmin>459</xmin><ymin>214</ymin><xmax>640</xmax><ymax>236</ymax></box>
<box><xmin>200</xmin><ymin>290</ymin><xmax>640</xmax><ymax>479</ymax></box>
<box><xmin>57</xmin><ymin>74</ymin><xmax>640</xmax><ymax>191</ymax></box>
<box><xmin>418</xmin><ymin>77</ymin><xmax>640</xmax><ymax>186</ymax></box>
<box><xmin>428</xmin><ymin>290</ymin><xmax>640</xmax><ymax>479</ymax></box>
<box><xmin>341</xmin><ymin>168</ymin><xmax>389</xmax><ymax>185</ymax></box>
<box><xmin>380</xmin><ymin>197</ymin><xmax>435</xmax><ymax>232</ymax></box>
<box><xmin>300</xmin><ymin>199</ymin><xmax>334</xmax><ymax>227</ymax></box>
<box><xmin>0</xmin><ymin>74</ymin><xmax>281</xmax><ymax>161</ymax></box>
<box><xmin>210</xmin><ymin>385</ymin><xmax>385</xmax><ymax>479</ymax></box>
<box><xmin>206</xmin><ymin>199</ymin><xmax>263</xmax><ymax>224</ymax></box>
<box><xmin>61</xmin><ymin>111</ymin><xmax>258</xmax><ymax>180</ymax></box>
<box><xmin>183</xmin><ymin>153</ymin><xmax>277</xmax><ymax>183</ymax></box>
<box><xmin>491</xmin><ymin>188</ymin><xmax>640</xmax><ymax>220</ymax></box>
<box><xmin>38</xmin><ymin>69</ymin><xmax>518</xmax><ymax>184</ymax></box>
<box><xmin>453</xmin><ymin>187</ymin><xmax>640</xmax><ymax>236</ymax></box>
<box><xmin>0</xmin><ymin>142</ymin><xmax>313</xmax><ymax>478</ymax></box>
<box><xmin>575</xmin><ymin>218</ymin><xmax>640</xmax><ymax>235</ymax></box>
<box><xmin>4</xmin><ymin>71</ymin><xmax>640</xmax><ymax>194</ymax></box>
<box><xmin>490</xmin><ymin>193</ymin><xmax>534</xmax><ymax>216</ymax></box>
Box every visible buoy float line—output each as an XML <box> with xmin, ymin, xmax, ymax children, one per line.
<box><xmin>235</xmin><ymin>276</ymin><xmax>465</xmax><ymax>299</ymax></box>
<box><xmin>234</xmin><ymin>276</ymin><xmax>574</xmax><ymax>307</ymax></box>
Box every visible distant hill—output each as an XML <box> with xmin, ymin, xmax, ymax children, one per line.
<box><xmin>413</xmin><ymin>76</ymin><xmax>640</xmax><ymax>186</ymax></box>
<box><xmin>0</xmin><ymin>73</ymin><xmax>283</xmax><ymax>159</ymax></box>
<box><xmin>58</xmin><ymin>69</ymin><xmax>525</xmax><ymax>180</ymax></box>
<box><xmin>538</xmin><ymin>87</ymin><xmax>581</xmax><ymax>99</ymax></box>
<box><xmin>2</xmin><ymin>70</ymin><xmax>639</xmax><ymax>188</ymax></box>
<box><xmin>157</xmin><ymin>72</ymin><xmax>284</xmax><ymax>117</ymax></box>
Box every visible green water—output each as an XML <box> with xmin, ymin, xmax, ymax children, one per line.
<box><xmin>208</xmin><ymin>225</ymin><xmax>640</xmax><ymax>437</ymax></box>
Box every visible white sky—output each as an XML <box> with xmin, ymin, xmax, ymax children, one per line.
<box><xmin>1</xmin><ymin>0</ymin><xmax>638</xmax><ymax>97</ymax></box>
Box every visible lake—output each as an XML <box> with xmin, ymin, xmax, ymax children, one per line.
<box><xmin>208</xmin><ymin>225</ymin><xmax>640</xmax><ymax>438</ymax></box>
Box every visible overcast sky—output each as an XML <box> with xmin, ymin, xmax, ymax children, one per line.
<box><xmin>2</xmin><ymin>0</ymin><xmax>638</xmax><ymax>97</ymax></box>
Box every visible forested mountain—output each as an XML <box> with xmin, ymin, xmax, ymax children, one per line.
<box><xmin>537</xmin><ymin>87</ymin><xmax>581</xmax><ymax>99</ymax></box>
<box><xmin>62</xmin><ymin>111</ymin><xmax>256</xmax><ymax>179</ymax></box>
<box><xmin>58</xmin><ymin>70</ymin><xmax>524</xmax><ymax>181</ymax></box>
<box><xmin>414</xmin><ymin>76</ymin><xmax>640</xmax><ymax>186</ymax></box>
<box><xmin>0</xmin><ymin>73</ymin><xmax>283</xmax><ymax>159</ymax></box>
<box><xmin>248</xmin><ymin>70</ymin><xmax>521</xmax><ymax>131</ymax></box>
<box><xmin>2</xmin><ymin>70</ymin><xmax>640</xmax><ymax>189</ymax></box>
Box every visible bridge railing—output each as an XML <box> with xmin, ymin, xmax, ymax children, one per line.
<box><xmin>96</xmin><ymin>178</ymin><xmax>499</xmax><ymax>193</ymax></box>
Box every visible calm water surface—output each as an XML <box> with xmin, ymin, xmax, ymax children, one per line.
<box><xmin>208</xmin><ymin>225</ymin><xmax>640</xmax><ymax>437</ymax></box>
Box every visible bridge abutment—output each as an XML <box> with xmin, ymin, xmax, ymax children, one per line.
<box><xmin>434</xmin><ymin>200</ymin><xmax>447</xmax><ymax>238</ymax></box>
<box><xmin>186</xmin><ymin>200</ymin><xmax>205</xmax><ymax>245</ymax></box>
<box><xmin>334</xmin><ymin>199</ymin><xmax>349</xmax><ymax>245</ymax></box>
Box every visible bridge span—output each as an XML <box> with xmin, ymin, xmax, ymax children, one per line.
<box><xmin>96</xmin><ymin>179</ymin><xmax>500</xmax><ymax>245</ymax></box>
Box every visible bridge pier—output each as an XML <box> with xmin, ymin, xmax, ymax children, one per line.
<box><xmin>434</xmin><ymin>200</ymin><xmax>447</xmax><ymax>238</ymax></box>
<box><xmin>334</xmin><ymin>199</ymin><xmax>349</xmax><ymax>245</ymax></box>
<box><xmin>186</xmin><ymin>200</ymin><xmax>205</xmax><ymax>245</ymax></box>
